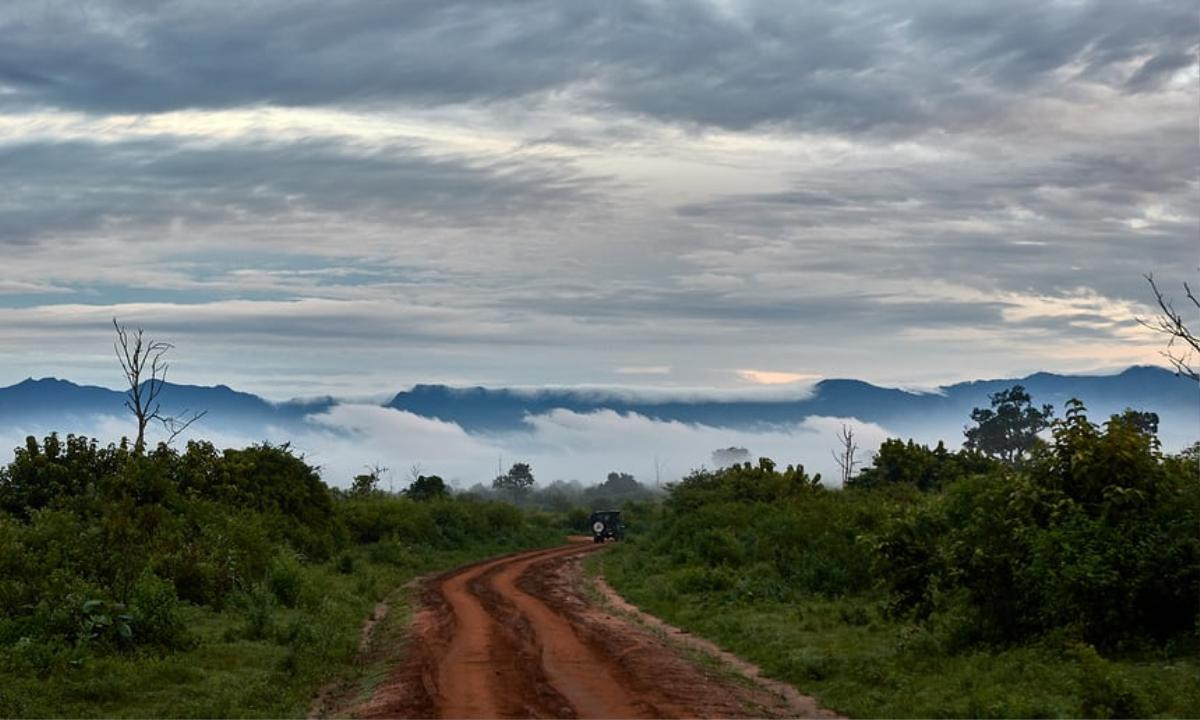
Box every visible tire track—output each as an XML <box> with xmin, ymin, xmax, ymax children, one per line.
<box><xmin>351</xmin><ymin>539</ymin><xmax>837</xmax><ymax>719</ymax></box>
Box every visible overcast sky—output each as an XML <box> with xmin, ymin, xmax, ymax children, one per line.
<box><xmin>1</xmin><ymin>0</ymin><xmax>1196</xmax><ymax>399</ymax></box>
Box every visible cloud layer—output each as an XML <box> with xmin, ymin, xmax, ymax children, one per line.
<box><xmin>0</xmin><ymin>404</ymin><xmax>894</xmax><ymax>490</ymax></box>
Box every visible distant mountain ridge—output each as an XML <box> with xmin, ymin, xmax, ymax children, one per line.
<box><xmin>385</xmin><ymin>366</ymin><xmax>1197</xmax><ymax>443</ymax></box>
<box><xmin>1</xmin><ymin>366</ymin><xmax>1196</xmax><ymax>450</ymax></box>
<box><xmin>0</xmin><ymin>377</ymin><xmax>333</xmax><ymax>432</ymax></box>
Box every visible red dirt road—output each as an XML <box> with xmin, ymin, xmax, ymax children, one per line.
<box><xmin>350</xmin><ymin>539</ymin><xmax>839</xmax><ymax>719</ymax></box>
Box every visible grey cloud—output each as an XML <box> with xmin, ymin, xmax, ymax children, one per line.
<box><xmin>0</xmin><ymin>136</ymin><xmax>597</xmax><ymax>243</ymax></box>
<box><xmin>670</xmin><ymin>130</ymin><xmax>1197</xmax><ymax>302</ymax></box>
<box><xmin>0</xmin><ymin>0</ymin><xmax>1193</xmax><ymax>396</ymax></box>
<box><xmin>1126</xmin><ymin>50</ymin><xmax>1197</xmax><ymax>91</ymax></box>
<box><xmin>902</xmin><ymin>0</ymin><xmax>1196</xmax><ymax>91</ymax></box>
<box><xmin>1</xmin><ymin>1</ymin><xmax>1193</xmax><ymax>134</ymax></box>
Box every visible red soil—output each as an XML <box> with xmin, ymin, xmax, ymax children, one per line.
<box><xmin>350</xmin><ymin>539</ymin><xmax>839</xmax><ymax>719</ymax></box>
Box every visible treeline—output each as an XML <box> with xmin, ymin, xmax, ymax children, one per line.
<box><xmin>462</xmin><ymin>470</ymin><xmax>660</xmax><ymax>518</ymax></box>
<box><xmin>0</xmin><ymin>434</ymin><xmax>564</xmax><ymax>713</ymax></box>
<box><xmin>604</xmin><ymin>392</ymin><xmax>1199</xmax><ymax>717</ymax></box>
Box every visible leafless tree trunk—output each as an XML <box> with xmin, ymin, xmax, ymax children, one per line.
<box><xmin>1139</xmin><ymin>274</ymin><xmax>1199</xmax><ymax>383</ymax></box>
<box><xmin>113</xmin><ymin>318</ymin><xmax>206</xmax><ymax>452</ymax></box>
<box><xmin>832</xmin><ymin>424</ymin><xmax>859</xmax><ymax>486</ymax></box>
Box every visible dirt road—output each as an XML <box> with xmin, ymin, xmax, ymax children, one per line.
<box><xmin>349</xmin><ymin>539</ymin><xmax>838</xmax><ymax>719</ymax></box>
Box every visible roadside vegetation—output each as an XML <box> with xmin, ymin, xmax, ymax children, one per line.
<box><xmin>2</xmin><ymin>378</ymin><xmax>1195</xmax><ymax>718</ymax></box>
<box><xmin>599</xmin><ymin>390</ymin><xmax>1200</xmax><ymax>718</ymax></box>
<box><xmin>0</xmin><ymin>438</ymin><xmax>565</xmax><ymax>717</ymax></box>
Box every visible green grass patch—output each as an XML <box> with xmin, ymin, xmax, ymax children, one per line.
<box><xmin>599</xmin><ymin>541</ymin><xmax>1200</xmax><ymax>719</ymax></box>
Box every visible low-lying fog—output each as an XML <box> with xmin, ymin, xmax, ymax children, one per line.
<box><xmin>0</xmin><ymin>405</ymin><xmax>896</xmax><ymax>490</ymax></box>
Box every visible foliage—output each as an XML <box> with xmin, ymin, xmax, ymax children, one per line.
<box><xmin>492</xmin><ymin>461</ymin><xmax>535</xmax><ymax>496</ymax></box>
<box><xmin>336</xmin><ymin>493</ymin><xmax>538</xmax><ymax>551</ymax></box>
<box><xmin>877</xmin><ymin>401</ymin><xmax>1199</xmax><ymax>647</ymax></box>
<box><xmin>600</xmin><ymin>551</ymin><xmax>1200</xmax><ymax>719</ymax></box>
<box><xmin>349</xmin><ymin>471</ymin><xmax>381</xmax><ymax>497</ymax></box>
<box><xmin>599</xmin><ymin>390</ymin><xmax>1198</xmax><ymax>717</ymax></box>
<box><xmin>963</xmin><ymin>384</ymin><xmax>1054</xmax><ymax>466</ymax></box>
<box><xmin>0</xmin><ymin>431</ymin><xmax>569</xmax><ymax>717</ymax></box>
<box><xmin>404</xmin><ymin>474</ymin><xmax>449</xmax><ymax>501</ymax></box>
<box><xmin>627</xmin><ymin>459</ymin><xmax>882</xmax><ymax>600</ymax></box>
<box><xmin>0</xmin><ymin>535</ymin><xmax>564</xmax><ymax>718</ymax></box>
<box><xmin>850</xmin><ymin>439</ymin><xmax>996</xmax><ymax>491</ymax></box>
<box><xmin>128</xmin><ymin>572</ymin><xmax>191</xmax><ymax>650</ymax></box>
<box><xmin>3</xmin><ymin>382</ymin><xmax>1195</xmax><ymax>717</ymax></box>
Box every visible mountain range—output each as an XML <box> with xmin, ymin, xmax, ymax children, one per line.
<box><xmin>1</xmin><ymin>366</ymin><xmax>1196</xmax><ymax>451</ymax></box>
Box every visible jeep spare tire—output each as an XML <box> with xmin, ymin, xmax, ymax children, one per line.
<box><xmin>592</xmin><ymin>521</ymin><xmax>605</xmax><ymax>534</ymax></box>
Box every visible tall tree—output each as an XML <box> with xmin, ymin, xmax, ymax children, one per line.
<box><xmin>493</xmin><ymin>462</ymin><xmax>535</xmax><ymax>495</ymax></box>
<box><xmin>963</xmin><ymin>385</ymin><xmax>1053</xmax><ymax>467</ymax></box>
<box><xmin>112</xmin><ymin>318</ymin><xmax>206</xmax><ymax>453</ymax></box>
<box><xmin>405</xmin><ymin>474</ymin><xmax>449</xmax><ymax>501</ymax></box>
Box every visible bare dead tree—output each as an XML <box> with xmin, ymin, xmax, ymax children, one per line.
<box><xmin>159</xmin><ymin>411</ymin><xmax>207</xmax><ymax>446</ymax></box>
<box><xmin>371</xmin><ymin>463</ymin><xmax>393</xmax><ymax>494</ymax></box>
<box><xmin>831</xmin><ymin>424</ymin><xmax>859</xmax><ymax>486</ymax></box>
<box><xmin>1138</xmin><ymin>274</ymin><xmax>1199</xmax><ymax>383</ymax></box>
<box><xmin>112</xmin><ymin>318</ymin><xmax>206</xmax><ymax>452</ymax></box>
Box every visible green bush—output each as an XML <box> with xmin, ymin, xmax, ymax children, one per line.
<box><xmin>366</xmin><ymin>540</ymin><xmax>412</xmax><ymax>567</ymax></box>
<box><xmin>1070</xmin><ymin>643</ymin><xmax>1151</xmax><ymax>719</ymax></box>
<box><xmin>670</xmin><ymin>565</ymin><xmax>736</xmax><ymax>594</ymax></box>
<box><xmin>876</xmin><ymin>404</ymin><xmax>1199</xmax><ymax>647</ymax></box>
<box><xmin>339</xmin><ymin>495</ymin><xmax>436</xmax><ymax>544</ymax></box>
<box><xmin>234</xmin><ymin>585</ymin><xmax>276</xmax><ymax>641</ymax></box>
<box><xmin>267</xmin><ymin>552</ymin><xmax>306</xmax><ymax>608</ymax></box>
<box><xmin>129</xmin><ymin>572</ymin><xmax>190</xmax><ymax>650</ymax></box>
<box><xmin>635</xmin><ymin>471</ymin><xmax>885</xmax><ymax>602</ymax></box>
<box><xmin>565</xmin><ymin>507</ymin><xmax>591</xmax><ymax>533</ymax></box>
<box><xmin>0</xmin><ymin>430</ymin><xmax>571</xmax><ymax>716</ymax></box>
<box><xmin>694</xmin><ymin>527</ymin><xmax>745</xmax><ymax>566</ymax></box>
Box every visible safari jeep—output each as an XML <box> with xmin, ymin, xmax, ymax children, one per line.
<box><xmin>589</xmin><ymin>510</ymin><xmax>624</xmax><ymax>543</ymax></box>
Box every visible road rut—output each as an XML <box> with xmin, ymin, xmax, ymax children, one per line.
<box><xmin>350</xmin><ymin>539</ymin><xmax>838</xmax><ymax>719</ymax></box>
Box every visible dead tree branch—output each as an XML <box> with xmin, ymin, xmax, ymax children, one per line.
<box><xmin>1138</xmin><ymin>274</ymin><xmax>1200</xmax><ymax>383</ymax></box>
<box><xmin>832</xmin><ymin>423</ymin><xmax>860</xmax><ymax>486</ymax></box>
<box><xmin>113</xmin><ymin>318</ymin><xmax>206</xmax><ymax>451</ymax></box>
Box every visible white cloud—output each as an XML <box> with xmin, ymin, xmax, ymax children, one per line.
<box><xmin>0</xmin><ymin>406</ymin><xmax>896</xmax><ymax>490</ymax></box>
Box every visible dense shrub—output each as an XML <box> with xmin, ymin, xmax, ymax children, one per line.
<box><xmin>610</xmin><ymin>397</ymin><xmax>1197</xmax><ymax>657</ymax></box>
<box><xmin>0</xmin><ymin>436</ymin><xmax>346</xmax><ymax>654</ymax></box>
<box><xmin>267</xmin><ymin>552</ymin><xmax>306</xmax><ymax>608</ymax></box>
<box><xmin>876</xmin><ymin>404</ymin><xmax>1199</xmax><ymax>647</ymax></box>
<box><xmin>404</xmin><ymin>474</ymin><xmax>449</xmax><ymax>501</ymax></box>
<box><xmin>851</xmin><ymin>439</ymin><xmax>997</xmax><ymax>491</ymax></box>
<box><xmin>128</xmin><ymin>572</ymin><xmax>190</xmax><ymax>650</ymax></box>
<box><xmin>339</xmin><ymin>495</ymin><xmax>436</xmax><ymax>544</ymax></box>
<box><xmin>0</xmin><ymin>435</ymin><xmax>129</xmax><ymax>518</ymax></box>
<box><xmin>336</xmin><ymin>493</ymin><xmax>538</xmax><ymax>550</ymax></box>
<box><xmin>624</xmin><ymin>461</ymin><xmax>890</xmax><ymax>604</ymax></box>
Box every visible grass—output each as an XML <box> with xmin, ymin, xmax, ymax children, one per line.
<box><xmin>0</xmin><ymin>532</ymin><xmax>566</xmax><ymax>718</ymax></box>
<box><xmin>598</xmin><ymin>541</ymin><xmax>1200</xmax><ymax>719</ymax></box>
<box><xmin>580</xmin><ymin>552</ymin><xmax>757</xmax><ymax>691</ymax></box>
